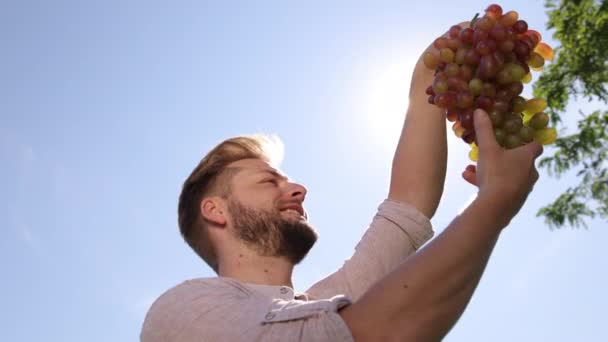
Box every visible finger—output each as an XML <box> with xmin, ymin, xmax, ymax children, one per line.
<box><xmin>526</xmin><ymin>141</ymin><xmax>544</xmax><ymax>159</ymax></box>
<box><xmin>465</xmin><ymin>164</ymin><xmax>476</xmax><ymax>173</ymax></box>
<box><xmin>462</xmin><ymin>169</ymin><xmax>478</xmax><ymax>186</ymax></box>
<box><xmin>473</xmin><ymin>109</ymin><xmax>499</xmax><ymax>153</ymax></box>
<box><xmin>532</xmin><ymin>169</ymin><xmax>539</xmax><ymax>183</ymax></box>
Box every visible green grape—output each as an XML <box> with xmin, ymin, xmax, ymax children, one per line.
<box><xmin>534</xmin><ymin>127</ymin><xmax>557</xmax><ymax>145</ymax></box>
<box><xmin>469</xmin><ymin>145</ymin><xmax>479</xmax><ymax>162</ymax></box>
<box><xmin>511</xmin><ymin>96</ymin><xmax>526</xmax><ymax>113</ymax></box>
<box><xmin>505</xmin><ymin>134</ymin><xmax>523</xmax><ymax>149</ymax></box>
<box><xmin>527</xmin><ymin>52</ymin><xmax>544</xmax><ymax>69</ymax></box>
<box><xmin>505</xmin><ymin>63</ymin><xmax>526</xmax><ymax>81</ymax></box>
<box><xmin>519</xmin><ymin>126</ymin><xmax>535</xmax><ymax>143</ymax></box>
<box><xmin>523</xmin><ymin>98</ymin><xmax>547</xmax><ymax>115</ymax></box>
<box><xmin>489</xmin><ymin>110</ymin><xmax>504</xmax><ymax>127</ymax></box>
<box><xmin>528</xmin><ymin>112</ymin><xmax>549</xmax><ymax>129</ymax></box>
<box><xmin>499</xmin><ymin>11</ymin><xmax>519</xmax><ymax>27</ymax></box>
<box><xmin>440</xmin><ymin>48</ymin><xmax>455</xmax><ymax>63</ymax></box>
<box><xmin>469</xmin><ymin>78</ymin><xmax>483</xmax><ymax>96</ymax></box>
<box><xmin>495</xmin><ymin>128</ymin><xmax>507</xmax><ymax>146</ymax></box>
<box><xmin>504</xmin><ymin>115</ymin><xmax>523</xmax><ymax>134</ymax></box>
<box><xmin>492</xmin><ymin>100</ymin><xmax>509</xmax><ymax>113</ymax></box>
<box><xmin>423</xmin><ymin>51</ymin><xmax>440</xmax><ymax>69</ymax></box>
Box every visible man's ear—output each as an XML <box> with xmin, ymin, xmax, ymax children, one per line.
<box><xmin>201</xmin><ymin>197</ymin><xmax>227</xmax><ymax>226</ymax></box>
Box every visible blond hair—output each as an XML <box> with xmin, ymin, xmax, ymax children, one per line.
<box><xmin>177</xmin><ymin>135</ymin><xmax>284</xmax><ymax>272</ymax></box>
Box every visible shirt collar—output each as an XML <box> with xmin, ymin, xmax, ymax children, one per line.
<box><xmin>245</xmin><ymin>283</ymin><xmax>308</xmax><ymax>301</ymax></box>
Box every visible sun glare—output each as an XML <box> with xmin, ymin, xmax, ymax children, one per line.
<box><xmin>361</xmin><ymin>57</ymin><xmax>416</xmax><ymax>152</ymax></box>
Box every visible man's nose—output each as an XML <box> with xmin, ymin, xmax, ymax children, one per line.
<box><xmin>286</xmin><ymin>182</ymin><xmax>307</xmax><ymax>202</ymax></box>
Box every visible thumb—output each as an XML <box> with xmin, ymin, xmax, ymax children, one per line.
<box><xmin>473</xmin><ymin>109</ymin><xmax>498</xmax><ymax>152</ymax></box>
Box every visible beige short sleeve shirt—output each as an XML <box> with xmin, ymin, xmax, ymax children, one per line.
<box><xmin>141</xmin><ymin>199</ymin><xmax>433</xmax><ymax>341</ymax></box>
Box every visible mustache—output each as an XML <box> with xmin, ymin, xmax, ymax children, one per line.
<box><xmin>277</xmin><ymin>201</ymin><xmax>308</xmax><ymax>220</ymax></box>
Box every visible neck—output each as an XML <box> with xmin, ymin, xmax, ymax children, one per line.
<box><xmin>218</xmin><ymin>246</ymin><xmax>295</xmax><ymax>288</ymax></box>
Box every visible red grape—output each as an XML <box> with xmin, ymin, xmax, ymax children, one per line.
<box><xmin>473</xmin><ymin>29</ymin><xmax>489</xmax><ymax>43</ymax></box>
<box><xmin>457</xmin><ymin>92</ymin><xmax>475</xmax><ymax>108</ymax></box>
<box><xmin>514</xmin><ymin>40</ymin><xmax>530</xmax><ymax>58</ymax></box>
<box><xmin>481</xmin><ymin>82</ymin><xmax>497</xmax><ymax>97</ymax></box>
<box><xmin>476</xmin><ymin>95</ymin><xmax>494</xmax><ymax>111</ymax></box>
<box><xmin>449</xmin><ymin>25</ymin><xmax>462</xmax><ymax>38</ymax></box>
<box><xmin>460</xmin><ymin>28</ymin><xmax>474</xmax><ymax>44</ymax></box>
<box><xmin>445</xmin><ymin>63</ymin><xmax>460</xmax><ymax>77</ymax></box>
<box><xmin>511</xmin><ymin>96</ymin><xmax>526</xmax><ymax>113</ymax></box>
<box><xmin>434</xmin><ymin>37</ymin><xmax>450</xmax><ymax>49</ymax></box>
<box><xmin>513</xmin><ymin>20</ymin><xmax>528</xmax><ymax>34</ymax></box>
<box><xmin>458</xmin><ymin>109</ymin><xmax>474</xmax><ymax>129</ymax></box>
<box><xmin>525</xmin><ymin>30</ymin><xmax>541</xmax><ymax>47</ymax></box>
<box><xmin>490</xmin><ymin>24</ymin><xmax>508</xmax><ymax>41</ymax></box>
<box><xmin>485</xmin><ymin>4</ymin><xmax>503</xmax><ymax>19</ymax></box>
<box><xmin>460</xmin><ymin>64</ymin><xmax>474</xmax><ymax>81</ymax></box>
<box><xmin>499</xmin><ymin>39</ymin><xmax>515</xmax><ymax>52</ymax></box>
<box><xmin>448</xmin><ymin>77</ymin><xmax>469</xmax><ymax>92</ymax></box>
<box><xmin>477</xmin><ymin>54</ymin><xmax>499</xmax><ymax>80</ymax></box>
<box><xmin>462</xmin><ymin>130</ymin><xmax>477</xmax><ymax>144</ymax></box>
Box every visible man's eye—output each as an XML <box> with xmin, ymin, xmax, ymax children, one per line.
<box><xmin>263</xmin><ymin>179</ymin><xmax>277</xmax><ymax>184</ymax></box>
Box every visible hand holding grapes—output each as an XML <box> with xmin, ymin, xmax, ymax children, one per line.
<box><xmin>463</xmin><ymin>108</ymin><xmax>543</xmax><ymax>225</ymax></box>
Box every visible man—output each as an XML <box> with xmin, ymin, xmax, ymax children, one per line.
<box><xmin>141</xmin><ymin>23</ymin><xmax>543</xmax><ymax>341</ymax></box>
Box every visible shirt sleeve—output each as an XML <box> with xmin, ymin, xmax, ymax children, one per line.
<box><xmin>306</xmin><ymin>199</ymin><xmax>434</xmax><ymax>301</ymax></box>
<box><xmin>140</xmin><ymin>279</ymin><xmax>354</xmax><ymax>342</ymax></box>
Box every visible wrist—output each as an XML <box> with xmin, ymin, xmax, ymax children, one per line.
<box><xmin>467</xmin><ymin>193</ymin><xmax>513</xmax><ymax>231</ymax></box>
<box><xmin>407</xmin><ymin>100</ymin><xmax>444</xmax><ymax>117</ymax></box>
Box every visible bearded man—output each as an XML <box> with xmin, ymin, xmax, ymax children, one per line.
<box><xmin>141</xmin><ymin>22</ymin><xmax>542</xmax><ymax>341</ymax></box>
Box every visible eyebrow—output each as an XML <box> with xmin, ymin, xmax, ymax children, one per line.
<box><xmin>257</xmin><ymin>169</ymin><xmax>290</xmax><ymax>182</ymax></box>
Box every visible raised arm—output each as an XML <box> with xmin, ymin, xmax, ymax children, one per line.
<box><xmin>389</xmin><ymin>23</ymin><xmax>470</xmax><ymax>218</ymax></box>
<box><xmin>308</xmin><ymin>25</ymin><xmax>472</xmax><ymax>301</ymax></box>
<box><xmin>340</xmin><ymin>109</ymin><xmax>544</xmax><ymax>341</ymax></box>
<box><xmin>388</xmin><ymin>40</ymin><xmax>448</xmax><ymax>219</ymax></box>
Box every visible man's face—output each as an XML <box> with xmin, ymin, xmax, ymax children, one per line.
<box><xmin>223</xmin><ymin>158</ymin><xmax>317</xmax><ymax>264</ymax></box>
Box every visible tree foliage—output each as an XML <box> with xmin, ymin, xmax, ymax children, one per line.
<box><xmin>533</xmin><ymin>0</ymin><xmax>608</xmax><ymax>228</ymax></box>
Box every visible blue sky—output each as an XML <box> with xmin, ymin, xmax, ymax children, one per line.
<box><xmin>2</xmin><ymin>1</ymin><xmax>607</xmax><ymax>341</ymax></box>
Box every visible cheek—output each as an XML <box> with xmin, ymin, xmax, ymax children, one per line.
<box><xmin>233</xmin><ymin>189</ymin><xmax>279</xmax><ymax>211</ymax></box>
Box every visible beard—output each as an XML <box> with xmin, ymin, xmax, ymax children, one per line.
<box><xmin>226</xmin><ymin>198</ymin><xmax>318</xmax><ymax>265</ymax></box>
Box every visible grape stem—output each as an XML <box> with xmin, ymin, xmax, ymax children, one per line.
<box><xmin>471</xmin><ymin>13</ymin><xmax>479</xmax><ymax>25</ymax></box>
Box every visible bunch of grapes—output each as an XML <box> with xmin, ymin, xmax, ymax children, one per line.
<box><xmin>423</xmin><ymin>4</ymin><xmax>557</xmax><ymax>161</ymax></box>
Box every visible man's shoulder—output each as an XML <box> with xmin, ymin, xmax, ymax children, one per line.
<box><xmin>149</xmin><ymin>277</ymin><xmax>250</xmax><ymax>311</ymax></box>
<box><xmin>141</xmin><ymin>277</ymin><xmax>254</xmax><ymax>340</ymax></box>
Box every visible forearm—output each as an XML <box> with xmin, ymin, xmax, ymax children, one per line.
<box><xmin>342</xmin><ymin>195</ymin><xmax>508</xmax><ymax>341</ymax></box>
<box><xmin>389</xmin><ymin>61</ymin><xmax>447</xmax><ymax>218</ymax></box>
